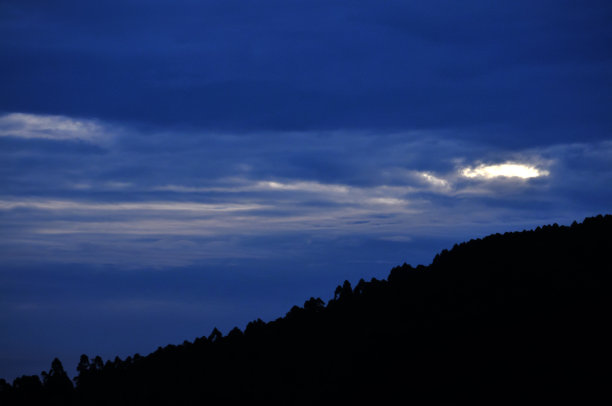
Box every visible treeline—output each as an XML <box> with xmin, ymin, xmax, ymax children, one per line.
<box><xmin>1</xmin><ymin>215</ymin><xmax>610</xmax><ymax>405</ymax></box>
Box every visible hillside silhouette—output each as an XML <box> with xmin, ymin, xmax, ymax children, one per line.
<box><xmin>1</xmin><ymin>215</ymin><xmax>609</xmax><ymax>405</ymax></box>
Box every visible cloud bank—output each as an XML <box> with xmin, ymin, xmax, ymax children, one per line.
<box><xmin>1</xmin><ymin>114</ymin><xmax>610</xmax><ymax>268</ymax></box>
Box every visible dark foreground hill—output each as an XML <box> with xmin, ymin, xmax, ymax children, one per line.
<box><xmin>2</xmin><ymin>215</ymin><xmax>610</xmax><ymax>405</ymax></box>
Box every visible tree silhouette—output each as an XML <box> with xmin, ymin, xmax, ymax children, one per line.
<box><xmin>208</xmin><ymin>327</ymin><xmax>223</xmax><ymax>343</ymax></box>
<box><xmin>304</xmin><ymin>297</ymin><xmax>325</xmax><ymax>312</ymax></box>
<box><xmin>41</xmin><ymin>358</ymin><xmax>73</xmax><ymax>405</ymax></box>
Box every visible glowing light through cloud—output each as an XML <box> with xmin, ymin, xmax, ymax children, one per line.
<box><xmin>461</xmin><ymin>163</ymin><xmax>549</xmax><ymax>180</ymax></box>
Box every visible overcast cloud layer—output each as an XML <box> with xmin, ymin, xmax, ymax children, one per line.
<box><xmin>1</xmin><ymin>0</ymin><xmax>611</xmax><ymax>381</ymax></box>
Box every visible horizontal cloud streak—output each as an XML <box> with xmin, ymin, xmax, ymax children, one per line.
<box><xmin>0</xmin><ymin>200</ymin><xmax>266</xmax><ymax>213</ymax></box>
<box><xmin>0</xmin><ymin>113</ymin><xmax>111</xmax><ymax>144</ymax></box>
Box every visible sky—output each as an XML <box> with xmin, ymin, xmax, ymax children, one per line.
<box><xmin>1</xmin><ymin>0</ymin><xmax>611</xmax><ymax>381</ymax></box>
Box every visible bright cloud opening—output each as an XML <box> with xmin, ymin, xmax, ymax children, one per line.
<box><xmin>461</xmin><ymin>163</ymin><xmax>549</xmax><ymax>179</ymax></box>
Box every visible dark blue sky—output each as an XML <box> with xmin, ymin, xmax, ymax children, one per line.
<box><xmin>1</xmin><ymin>0</ymin><xmax>611</xmax><ymax>380</ymax></box>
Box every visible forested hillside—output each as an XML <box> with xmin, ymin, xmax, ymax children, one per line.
<box><xmin>2</xmin><ymin>215</ymin><xmax>609</xmax><ymax>405</ymax></box>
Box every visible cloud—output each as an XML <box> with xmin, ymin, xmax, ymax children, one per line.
<box><xmin>0</xmin><ymin>199</ymin><xmax>266</xmax><ymax>213</ymax></box>
<box><xmin>460</xmin><ymin>162</ymin><xmax>550</xmax><ymax>179</ymax></box>
<box><xmin>154</xmin><ymin>180</ymin><xmax>352</xmax><ymax>195</ymax></box>
<box><xmin>0</xmin><ymin>112</ymin><xmax>111</xmax><ymax>144</ymax></box>
<box><xmin>254</xmin><ymin>181</ymin><xmax>350</xmax><ymax>194</ymax></box>
<box><xmin>418</xmin><ymin>172</ymin><xmax>451</xmax><ymax>192</ymax></box>
<box><xmin>0</xmin><ymin>112</ymin><xmax>610</xmax><ymax>269</ymax></box>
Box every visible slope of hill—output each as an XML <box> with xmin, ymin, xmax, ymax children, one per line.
<box><xmin>2</xmin><ymin>215</ymin><xmax>610</xmax><ymax>405</ymax></box>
